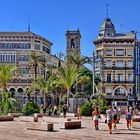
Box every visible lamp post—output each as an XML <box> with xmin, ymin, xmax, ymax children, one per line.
<box><xmin>92</xmin><ymin>51</ymin><xmax>95</xmax><ymax>96</ymax></box>
<box><xmin>91</xmin><ymin>51</ymin><xmax>95</xmax><ymax>100</ymax></box>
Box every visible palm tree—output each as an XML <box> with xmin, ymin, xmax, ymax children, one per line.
<box><xmin>27</xmin><ymin>51</ymin><xmax>44</xmax><ymax>79</ymax></box>
<box><xmin>68</xmin><ymin>52</ymin><xmax>91</xmax><ymax>92</ymax></box>
<box><xmin>0</xmin><ymin>64</ymin><xmax>15</xmax><ymax>98</ymax></box>
<box><xmin>33</xmin><ymin>76</ymin><xmax>53</xmax><ymax>107</ymax></box>
<box><xmin>68</xmin><ymin>52</ymin><xmax>91</xmax><ymax>70</ymax></box>
<box><xmin>25</xmin><ymin>88</ymin><xmax>32</xmax><ymax>102</ymax></box>
<box><xmin>57</xmin><ymin>63</ymin><xmax>78</xmax><ymax>106</ymax></box>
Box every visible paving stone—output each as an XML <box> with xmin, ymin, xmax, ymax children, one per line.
<box><xmin>0</xmin><ymin>116</ymin><xmax>140</xmax><ymax>140</ymax></box>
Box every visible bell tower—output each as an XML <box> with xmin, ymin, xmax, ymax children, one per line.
<box><xmin>66</xmin><ymin>29</ymin><xmax>81</xmax><ymax>58</ymax></box>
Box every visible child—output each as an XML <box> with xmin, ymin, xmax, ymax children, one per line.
<box><xmin>77</xmin><ymin>104</ymin><xmax>81</xmax><ymax>119</ymax></box>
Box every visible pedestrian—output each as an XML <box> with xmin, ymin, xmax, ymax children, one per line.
<box><xmin>106</xmin><ymin>106</ymin><xmax>113</xmax><ymax>134</ymax></box>
<box><xmin>53</xmin><ymin>105</ymin><xmax>58</xmax><ymax>116</ymax></box>
<box><xmin>41</xmin><ymin>104</ymin><xmax>46</xmax><ymax>114</ymax></box>
<box><xmin>113</xmin><ymin>106</ymin><xmax>118</xmax><ymax>130</ymax></box>
<box><xmin>77</xmin><ymin>104</ymin><xmax>81</xmax><ymax>119</ymax></box>
<box><xmin>125</xmin><ymin>105</ymin><xmax>132</xmax><ymax>130</ymax></box>
<box><xmin>48</xmin><ymin>105</ymin><xmax>52</xmax><ymax>116</ymax></box>
<box><xmin>92</xmin><ymin>107</ymin><xmax>101</xmax><ymax>130</ymax></box>
<box><xmin>62</xmin><ymin>103</ymin><xmax>67</xmax><ymax>118</ymax></box>
<box><xmin>117</xmin><ymin>106</ymin><xmax>121</xmax><ymax>123</ymax></box>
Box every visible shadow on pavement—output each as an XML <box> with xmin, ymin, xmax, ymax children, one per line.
<box><xmin>113</xmin><ymin>132</ymin><xmax>139</xmax><ymax>135</ymax></box>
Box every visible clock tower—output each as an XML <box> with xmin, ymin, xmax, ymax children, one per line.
<box><xmin>66</xmin><ymin>29</ymin><xmax>81</xmax><ymax>58</ymax></box>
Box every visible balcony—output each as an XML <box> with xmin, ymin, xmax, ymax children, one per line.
<box><xmin>104</xmin><ymin>66</ymin><xmax>134</xmax><ymax>70</ymax></box>
<box><xmin>8</xmin><ymin>79</ymin><xmax>33</xmax><ymax>84</ymax></box>
<box><xmin>106</xmin><ymin>94</ymin><xmax>127</xmax><ymax>100</ymax></box>
<box><xmin>104</xmin><ymin>81</ymin><xmax>134</xmax><ymax>84</ymax></box>
<box><xmin>104</xmin><ymin>66</ymin><xmax>113</xmax><ymax>70</ymax></box>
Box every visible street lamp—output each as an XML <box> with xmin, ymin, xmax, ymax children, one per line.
<box><xmin>93</xmin><ymin>51</ymin><xmax>95</xmax><ymax>96</ymax></box>
<box><xmin>90</xmin><ymin>51</ymin><xmax>95</xmax><ymax>100</ymax></box>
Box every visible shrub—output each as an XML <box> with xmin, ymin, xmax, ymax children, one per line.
<box><xmin>80</xmin><ymin>102</ymin><xmax>93</xmax><ymax>116</ymax></box>
<box><xmin>22</xmin><ymin>102</ymin><xmax>40</xmax><ymax>116</ymax></box>
<box><xmin>0</xmin><ymin>92</ymin><xmax>17</xmax><ymax>115</ymax></box>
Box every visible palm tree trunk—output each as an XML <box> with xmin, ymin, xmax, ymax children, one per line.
<box><xmin>27</xmin><ymin>93</ymin><xmax>31</xmax><ymax>102</ymax></box>
<box><xmin>43</xmin><ymin>92</ymin><xmax>48</xmax><ymax>108</ymax></box>
<box><xmin>34</xmin><ymin>64</ymin><xmax>37</xmax><ymax>79</ymax></box>
<box><xmin>35</xmin><ymin>93</ymin><xmax>38</xmax><ymax>103</ymax></box>
<box><xmin>1</xmin><ymin>83</ymin><xmax>6</xmax><ymax>99</ymax></box>
<box><xmin>67</xmin><ymin>88</ymin><xmax>70</xmax><ymax>107</ymax></box>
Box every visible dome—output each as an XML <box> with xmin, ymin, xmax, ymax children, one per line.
<box><xmin>97</xmin><ymin>18</ymin><xmax>116</xmax><ymax>38</ymax></box>
<box><xmin>100</xmin><ymin>18</ymin><xmax>115</xmax><ymax>31</ymax></box>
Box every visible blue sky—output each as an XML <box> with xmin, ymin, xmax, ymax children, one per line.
<box><xmin>0</xmin><ymin>0</ymin><xmax>140</xmax><ymax>58</ymax></box>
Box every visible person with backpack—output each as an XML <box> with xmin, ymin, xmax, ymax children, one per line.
<box><xmin>92</xmin><ymin>107</ymin><xmax>101</xmax><ymax>130</ymax></box>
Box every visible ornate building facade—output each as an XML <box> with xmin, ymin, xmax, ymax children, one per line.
<box><xmin>0</xmin><ymin>31</ymin><xmax>63</xmax><ymax>107</ymax></box>
<box><xmin>94</xmin><ymin>18</ymin><xmax>135</xmax><ymax>106</ymax></box>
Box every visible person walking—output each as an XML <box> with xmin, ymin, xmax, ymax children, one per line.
<box><xmin>106</xmin><ymin>106</ymin><xmax>113</xmax><ymax>134</ymax></box>
<box><xmin>125</xmin><ymin>105</ymin><xmax>132</xmax><ymax>130</ymax></box>
<box><xmin>41</xmin><ymin>103</ymin><xmax>46</xmax><ymax>114</ymax></box>
<box><xmin>113</xmin><ymin>106</ymin><xmax>118</xmax><ymax>130</ymax></box>
<box><xmin>92</xmin><ymin>107</ymin><xmax>101</xmax><ymax>130</ymax></box>
<box><xmin>62</xmin><ymin>104</ymin><xmax>68</xmax><ymax>118</ymax></box>
<box><xmin>77</xmin><ymin>104</ymin><xmax>81</xmax><ymax>119</ymax></box>
<box><xmin>53</xmin><ymin>105</ymin><xmax>58</xmax><ymax>116</ymax></box>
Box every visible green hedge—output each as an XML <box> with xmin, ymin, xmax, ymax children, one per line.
<box><xmin>80</xmin><ymin>101</ymin><xmax>108</xmax><ymax>116</ymax></box>
<box><xmin>22</xmin><ymin>102</ymin><xmax>40</xmax><ymax>116</ymax></box>
<box><xmin>80</xmin><ymin>102</ymin><xmax>93</xmax><ymax>116</ymax></box>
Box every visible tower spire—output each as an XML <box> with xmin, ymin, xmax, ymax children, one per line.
<box><xmin>28</xmin><ymin>16</ymin><xmax>31</xmax><ymax>32</ymax></box>
<box><xmin>106</xmin><ymin>3</ymin><xmax>109</xmax><ymax>18</ymax></box>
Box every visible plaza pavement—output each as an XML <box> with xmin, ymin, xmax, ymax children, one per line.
<box><xmin>0</xmin><ymin>115</ymin><xmax>140</xmax><ymax>140</ymax></box>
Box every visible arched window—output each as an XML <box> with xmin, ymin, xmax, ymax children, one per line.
<box><xmin>114</xmin><ymin>87</ymin><xmax>126</xmax><ymax>96</ymax></box>
<box><xmin>17</xmin><ymin>88</ymin><xmax>24</xmax><ymax>94</ymax></box>
<box><xmin>9</xmin><ymin>88</ymin><xmax>16</xmax><ymax>94</ymax></box>
<box><xmin>71</xmin><ymin>38</ymin><xmax>75</xmax><ymax>48</ymax></box>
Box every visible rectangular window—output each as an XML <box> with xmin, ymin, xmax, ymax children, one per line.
<box><xmin>106</xmin><ymin>60</ymin><xmax>112</xmax><ymax>67</ymax></box>
<box><xmin>116</xmin><ymin>49</ymin><xmax>124</xmax><ymax>56</ymax></box>
<box><xmin>127</xmin><ymin>60</ymin><xmax>133</xmax><ymax>67</ymax></box>
<box><xmin>21</xmin><ymin>68</ymin><xmax>28</xmax><ymax>75</ymax></box>
<box><xmin>19</xmin><ymin>55</ymin><xmax>28</xmax><ymax>61</ymax></box>
<box><xmin>107</xmin><ymin>74</ymin><xmax>111</xmax><ymax>82</ymax></box>
<box><xmin>116</xmin><ymin>74</ymin><xmax>124</xmax><ymax>81</ymax></box>
<box><xmin>106</xmin><ymin>50</ymin><xmax>112</xmax><ymax>56</ymax></box>
<box><xmin>128</xmin><ymin>50</ymin><xmax>133</xmax><ymax>56</ymax></box>
<box><xmin>11</xmin><ymin>55</ymin><xmax>15</xmax><ymax>62</ymax></box>
<box><xmin>34</xmin><ymin>44</ymin><xmax>40</xmax><ymax>50</ymax></box>
<box><xmin>43</xmin><ymin>46</ymin><xmax>50</xmax><ymax>54</ymax></box>
<box><xmin>128</xmin><ymin>74</ymin><xmax>133</xmax><ymax>81</ymax></box>
<box><xmin>116</xmin><ymin>60</ymin><xmax>124</xmax><ymax>67</ymax></box>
